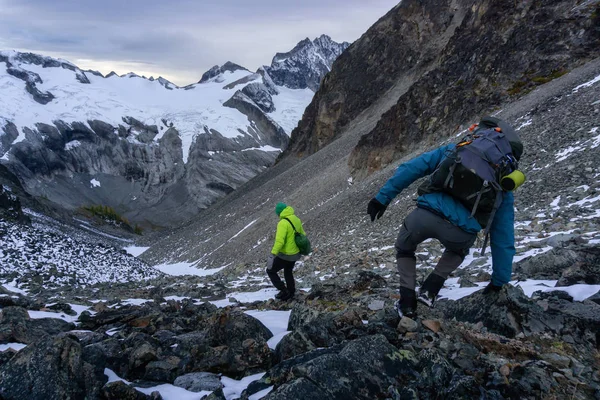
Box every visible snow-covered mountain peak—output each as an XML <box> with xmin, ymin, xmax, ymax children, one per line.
<box><xmin>0</xmin><ymin>36</ymin><xmax>346</xmax><ymax>226</ymax></box>
<box><xmin>0</xmin><ymin>50</ymin><xmax>78</xmax><ymax>70</ymax></box>
<box><xmin>265</xmin><ymin>35</ymin><xmax>350</xmax><ymax>91</ymax></box>
<box><xmin>198</xmin><ymin>61</ymin><xmax>249</xmax><ymax>84</ymax></box>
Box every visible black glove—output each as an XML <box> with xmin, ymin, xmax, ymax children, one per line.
<box><xmin>367</xmin><ymin>198</ymin><xmax>387</xmax><ymax>221</ymax></box>
<box><xmin>482</xmin><ymin>282</ymin><xmax>503</xmax><ymax>294</ymax></box>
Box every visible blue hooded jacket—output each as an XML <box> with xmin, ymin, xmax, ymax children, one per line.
<box><xmin>375</xmin><ymin>144</ymin><xmax>515</xmax><ymax>286</ymax></box>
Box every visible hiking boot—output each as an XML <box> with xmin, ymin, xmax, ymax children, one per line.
<box><xmin>280</xmin><ymin>290</ymin><xmax>295</xmax><ymax>301</ymax></box>
<box><xmin>417</xmin><ymin>273</ymin><xmax>445</xmax><ymax>308</ymax></box>
<box><xmin>417</xmin><ymin>292</ymin><xmax>435</xmax><ymax>308</ymax></box>
<box><xmin>396</xmin><ymin>287</ymin><xmax>417</xmax><ymax>318</ymax></box>
<box><xmin>275</xmin><ymin>289</ymin><xmax>288</xmax><ymax>299</ymax></box>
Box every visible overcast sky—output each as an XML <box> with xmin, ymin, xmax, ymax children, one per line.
<box><xmin>0</xmin><ymin>0</ymin><xmax>399</xmax><ymax>86</ymax></box>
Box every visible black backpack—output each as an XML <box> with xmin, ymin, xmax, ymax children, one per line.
<box><xmin>418</xmin><ymin>117</ymin><xmax>522</xmax><ymax>252</ymax></box>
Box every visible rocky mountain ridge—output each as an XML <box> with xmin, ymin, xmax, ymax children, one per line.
<box><xmin>283</xmin><ymin>0</ymin><xmax>600</xmax><ymax>174</ymax></box>
<box><xmin>264</xmin><ymin>34</ymin><xmax>350</xmax><ymax>92</ymax></box>
<box><xmin>0</xmin><ymin>35</ymin><xmax>345</xmax><ymax>228</ymax></box>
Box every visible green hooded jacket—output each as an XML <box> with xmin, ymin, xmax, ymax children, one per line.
<box><xmin>271</xmin><ymin>206</ymin><xmax>306</xmax><ymax>257</ymax></box>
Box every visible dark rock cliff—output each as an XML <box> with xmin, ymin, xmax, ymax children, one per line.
<box><xmin>349</xmin><ymin>0</ymin><xmax>600</xmax><ymax>176</ymax></box>
<box><xmin>282</xmin><ymin>0</ymin><xmax>462</xmax><ymax>157</ymax></box>
<box><xmin>282</xmin><ymin>0</ymin><xmax>600</xmax><ymax>174</ymax></box>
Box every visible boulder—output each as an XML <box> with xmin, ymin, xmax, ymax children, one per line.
<box><xmin>194</xmin><ymin>338</ymin><xmax>272</xmax><ymax>378</ymax></box>
<box><xmin>204</xmin><ymin>309</ymin><xmax>273</xmax><ymax>347</ymax></box>
<box><xmin>101</xmin><ymin>381</ymin><xmax>156</xmax><ymax>400</ymax></box>
<box><xmin>0</xmin><ymin>335</ymin><xmax>106</xmax><ymax>399</ymax></box>
<box><xmin>514</xmin><ymin>245</ymin><xmax>600</xmax><ymax>284</ymax></box>
<box><xmin>274</xmin><ymin>330</ymin><xmax>317</xmax><ymax>363</ymax></box>
<box><xmin>174</xmin><ymin>372</ymin><xmax>223</xmax><ymax>392</ymax></box>
<box><xmin>589</xmin><ymin>290</ymin><xmax>600</xmax><ymax>306</ymax></box>
<box><xmin>440</xmin><ymin>285</ymin><xmax>552</xmax><ymax>338</ymax></box>
<box><xmin>265</xmin><ymin>335</ymin><xmax>417</xmax><ymax>399</ymax></box>
<box><xmin>0</xmin><ymin>306</ymin><xmax>74</xmax><ymax>344</ymax></box>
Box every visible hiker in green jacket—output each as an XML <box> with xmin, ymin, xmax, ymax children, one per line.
<box><xmin>267</xmin><ymin>202</ymin><xmax>306</xmax><ymax>301</ymax></box>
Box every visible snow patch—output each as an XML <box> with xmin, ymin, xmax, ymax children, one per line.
<box><xmin>124</xmin><ymin>246</ymin><xmax>150</xmax><ymax>257</ymax></box>
<box><xmin>0</xmin><ymin>343</ymin><xmax>27</xmax><ymax>352</ymax></box>
<box><xmin>245</xmin><ymin>310</ymin><xmax>292</xmax><ymax>349</ymax></box>
<box><xmin>573</xmin><ymin>74</ymin><xmax>600</xmax><ymax>92</ymax></box>
<box><xmin>65</xmin><ymin>140</ymin><xmax>81</xmax><ymax>150</ymax></box>
<box><xmin>153</xmin><ymin>261</ymin><xmax>227</xmax><ymax>277</ymax></box>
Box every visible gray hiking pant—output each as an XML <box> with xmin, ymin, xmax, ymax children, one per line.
<box><xmin>395</xmin><ymin>207</ymin><xmax>477</xmax><ymax>291</ymax></box>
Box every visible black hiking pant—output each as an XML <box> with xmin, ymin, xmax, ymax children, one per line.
<box><xmin>267</xmin><ymin>257</ymin><xmax>296</xmax><ymax>292</ymax></box>
<box><xmin>395</xmin><ymin>207</ymin><xmax>477</xmax><ymax>291</ymax></box>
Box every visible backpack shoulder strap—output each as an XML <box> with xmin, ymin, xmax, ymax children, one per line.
<box><xmin>283</xmin><ymin>217</ymin><xmax>297</xmax><ymax>232</ymax></box>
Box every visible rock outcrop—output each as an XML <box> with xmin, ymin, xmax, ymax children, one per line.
<box><xmin>199</xmin><ymin>61</ymin><xmax>249</xmax><ymax>83</ymax></box>
<box><xmin>282</xmin><ymin>0</ymin><xmax>600</xmax><ymax>176</ymax></box>
<box><xmin>264</xmin><ymin>34</ymin><xmax>350</xmax><ymax>92</ymax></box>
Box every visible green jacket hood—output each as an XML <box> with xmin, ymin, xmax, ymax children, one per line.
<box><xmin>278</xmin><ymin>206</ymin><xmax>295</xmax><ymax>218</ymax></box>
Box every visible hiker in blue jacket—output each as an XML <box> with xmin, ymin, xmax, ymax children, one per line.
<box><xmin>367</xmin><ymin>116</ymin><xmax>523</xmax><ymax>318</ymax></box>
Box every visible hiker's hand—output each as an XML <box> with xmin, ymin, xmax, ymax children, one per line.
<box><xmin>367</xmin><ymin>198</ymin><xmax>387</xmax><ymax>221</ymax></box>
<box><xmin>266</xmin><ymin>254</ymin><xmax>275</xmax><ymax>270</ymax></box>
<box><xmin>482</xmin><ymin>282</ymin><xmax>502</xmax><ymax>294</ymax></box>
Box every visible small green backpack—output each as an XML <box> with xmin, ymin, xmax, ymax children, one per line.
<box><xmin>284</xmin><ymin>218</ymin><xmax>312</xmax><ymax>255</ymax></box>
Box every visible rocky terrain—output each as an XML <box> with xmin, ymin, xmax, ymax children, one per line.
<box><xmin>1</xmin><ymin>1</ymin><xmax>600</xmax><ymax>399</ymax></box>
<box><xmin>0</xmin><ymin>35</ymin><xmax>344</xmax><ymax>228</ymax></box>
<box><xmin>0</xmin><ymin>52</ymin><xmax>598</xmax><ymax>399</ymax></box>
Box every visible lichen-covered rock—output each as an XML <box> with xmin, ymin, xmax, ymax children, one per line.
<box><xmin>0</xmin><ymin>306</ymin><xmax>74</xmax><ymax>344</ymax></box>
<box><xmin>265</xmin><ymin>335</ymin><xmax>418</xmax><ymax>399</ymax></box>
<box><xmin>174</xmin><ymin>372</ymin><xmax>223</xmax><ymax>392</ymax></box>
<box><xmin>101</xmin><ymin>380</ymin><xmax>158</xmax><ymax>400</ymax></box>
<box><xmin>0</xmin><ymin>335</ymin><xmax>106</xmax><ymax>399</ymax></box>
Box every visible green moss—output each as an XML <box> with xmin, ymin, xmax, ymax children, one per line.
<box><xmin>509</xmin><ymin>69</ymin><xmax>568</xmax><ymax>96</ymax></box>
<box><xmin>551</xmin><ymin>341</ymin><xmax>565</xmax><ymax>351</ymax></box>
<box><xmin>82</xmin><ymin>204</ymin><xmax>141</xmax><ymax>235</ymax></box>
<box><xmin>387</xmin><ymin>349</ymin><xmax>418</xmax><ymax>363</ymax></box>
<box><xmin>508</xmin><ymin>80</ymin><xmax>528</xmax><ymax>95</ymax></box>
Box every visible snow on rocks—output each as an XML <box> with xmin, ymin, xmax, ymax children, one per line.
<box><xmin>0</xmin><ymin>219</ymin><xmax>161</xmax><ymax>290</ymax></box>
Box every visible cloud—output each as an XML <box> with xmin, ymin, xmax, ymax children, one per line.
<box><xmin>0</xmin><ymin>0</ymin><xmax>399</xmax><ymax>85</ymax></box>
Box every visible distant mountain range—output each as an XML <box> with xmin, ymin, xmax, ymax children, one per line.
<box><xmin>0</xmin><ymin>35</ymin><xmax>349</xmax><ymax>227</ymax></box>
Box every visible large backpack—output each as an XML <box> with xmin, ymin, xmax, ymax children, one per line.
<box><xmin>418</xmin><ymin>117</ymin><xmax>522</xmax><ymax>252</ymax></box>
<box><xmin>283</xmin><ymin>217</ymin><xmax>312</xmax><ymax>255</ymax></box>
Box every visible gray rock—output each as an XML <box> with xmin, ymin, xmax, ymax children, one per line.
<box><xmin>367</xmin><ymin>299</ymin><xmax>385</xmax><ymax>311</ymax></box>
<box><xmin>397</xmin><ymin>317</ymin><xmax>418</xmax><ymax>333</ymax></box>
<box><xmin>541</xmin><ymin>353</ymin><xmax>571</xmax><ymax>369</ymax></box>
<box><xmin>101</xmin><ymin>381</ymin><xmax>152</xmax><ymax>400</ymax></box>
<box><xmin>547</xmin><ymin>233</ymin><xmax>579</xmax><ymax>247</ymax></box>
<box><xmin>274</xmin><ymin>330</ymin><xmax>317</xmax><ymax>363</ymax></box>
<box><xmin>174</xmin><ymin>372</ymin><xmax>223</xmax><ymax>392</ymax></box>
<box><xmin>241</xmin><ymin>83</ymin><xmax>275</xmax><ymax>113</ymax></box>
<box><xmin>0</xmin><ymin>335</ymin><xmax>106</xmax><ymax>400</ymax></box>
<box><xmin>0</xmin><ymin>306</ymin><xmax>75</xmax><ymax>344</ymax></box>
<box><xmin>514</xmin><ymin>245</ymin><xmax>600</xmax><ymax>283</ymax></box>
<box><xmin>267</xmin><ymin>335</ymin><xmax>417</xmax><ymax>399</ymax></box>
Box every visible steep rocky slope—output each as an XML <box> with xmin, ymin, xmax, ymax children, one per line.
<box><xmin>0</xmin><ymin>61</ymin><xmax>598</xmax><ymax>400</ymax></box>
<box><xmin>0</xmin><ymin>36</ymin><xmax>344</xmax><ymax>228</ymax></box>
<box><xmin>141</xmin><ymin>55</ymin><xmax>600</xmax><ymax>275</ymax></box>
<box><xmin>283</xmin><ymin>0</ymin><xmax>600</xmax><ymax>172</ymax></box>
<box><xmin>1</xmin><ymin>2</ymin><xmax>600</xmax><ymax>399</ymax></box>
